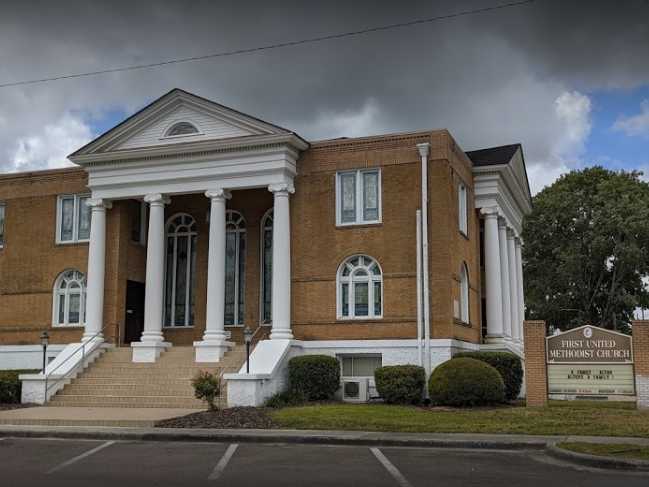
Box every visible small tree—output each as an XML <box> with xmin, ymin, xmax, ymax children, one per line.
<box><xmin>192</xmin><ymin>371</ymin><xmax>221</xmax><ymax>411</ymax></box>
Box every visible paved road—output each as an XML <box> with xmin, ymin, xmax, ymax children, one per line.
<box><xmin>1</xmin><ymin>437</ymin><xmax>647</xmax><ymax>486</ymax></box>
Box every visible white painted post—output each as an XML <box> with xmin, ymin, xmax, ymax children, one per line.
<box><xmin>195</xmin><ymin>189</ymin><xmax>233</xmax><ymax>362</ymax></box>
<box><xmin>507</xmin><ymin>229</ymin><xmax>520</xmax><ymax>344</ymax></box>
<box><xmin>482</xmin><ymin>207</ymin><xmax>504</xmax><ymax>341</ymax></box>
<box><xmin>132</xmin><ymin>193</ymin><xmax>171</xmax><ymax>362</ymax></box>
<box><xmin>83</xmin><ymin>198</ymin><xmax>111</xmax><ymax>341</ymax></box>
<box><xmin>268</xmin><ymin>182</ymin><xmax>294</xmax><ymax>340</ymax></box>
<box><xmin>515</xmin><ymin>237</ymin><xmax>525</xmax><ymax>345</ymax></box>
<box><xmin>498</xmin><ymin>218</ymin><xmax>513</xmax><ymax>342</ymax></box>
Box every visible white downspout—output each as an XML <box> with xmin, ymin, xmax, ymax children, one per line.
<box><xmin>417</xmin><ymin>143</ymin><xmax>432</xmax><ymax>378</ymax></box>
<box><xmin>416</xmin><ymin>209</ymin><xmax>423</xmax><ymax>367</ymax></box>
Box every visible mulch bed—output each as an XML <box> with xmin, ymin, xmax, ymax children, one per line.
<box><xmin>0</xmin><ymin>403</ymin><xmax>36</xmax><ymax>411</ymax></box>
<box><xmin>155</xmin><ymin>407</ymin><xmax>277</xmax><ymax>429</ymax></box>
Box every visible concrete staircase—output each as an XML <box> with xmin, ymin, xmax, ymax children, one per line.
<box><xmin>48</xmin><ymin>345</ymin><xmax>246</xmax><ymax>409</ymax></box>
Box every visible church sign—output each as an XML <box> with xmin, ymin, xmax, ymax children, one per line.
<box><xmin>546</xmin><ymin>325</ymin><xmax>635</xmax><ymax>396</ymax></box>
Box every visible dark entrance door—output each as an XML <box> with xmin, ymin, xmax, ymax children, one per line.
<box><xmin>124</xmin><ymin>280</ymin><xmax>145</xmax><ymax>344</ymax></box>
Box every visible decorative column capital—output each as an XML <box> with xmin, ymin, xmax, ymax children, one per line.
<box><xmin>205</xmin><ymin>188</ymin><xmax>232</xmax><ymax>201</ymax></box>
<box><xmin>416</xmin><ymin>142</ymin><xmax>430</xmax><ymax>157</ymax></box>
<box><xmin>506</xmin><ymin>228</ymin><xmax>517</xmax><ymax>240</ymax></box>
<box><xmin>497</xmin><ymin>216</ymin><xmax>508</xmax><ymax>228</ymax></box>
<box><xmin>144</xmin><ymin>193</ymin><xmax>170</xmax><ymax>206</ymax></box>
<box><xmin>268</xmin><ymin>182</ymin><xmax>295</xmax><ymax>195</ymax></box>
<box><xmin>86</xmin><ymin>198</ymin><xmax>112</xmax><ymax>210</ymax></box>
<box><xmin>480</xmin><ymin>206</ymin><xmax>499</xmax><ymax>219</ymax></box>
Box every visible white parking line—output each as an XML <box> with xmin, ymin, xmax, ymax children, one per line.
<box><xmin>370</xmin><ymin>447</ymin><xmax>414</xmax><ymax>487</ymax></box>
<box><xmin>208</xmin><ymin>443</ymin><xmax>239</xmax><ymax>481</ymax></box>
<box><xmin>46</xmin><ymin>440</ymin><xmax>116</xmax><ymax>474</ymax></box>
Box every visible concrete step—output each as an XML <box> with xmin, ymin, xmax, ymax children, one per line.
<box><xmin>49</xmin><ymin>394</ymin><xmax>213</xmax><ymax>409</ymax></box>
<box><xmin>61</xmin><ymin>384</ymin><xmax>197</xmax><ymax>396</ymax></box>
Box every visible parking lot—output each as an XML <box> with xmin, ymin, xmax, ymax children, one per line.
<box><xmin>1</xmin><ymin>436</ymin><xmax>647</xmax><ymax>487</ymax></box>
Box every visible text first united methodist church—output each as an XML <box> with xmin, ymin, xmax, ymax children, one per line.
<box><xmin>0</xmin><ymin>89</ymin><xmax>532</xmax><ymax>406</ymax></box>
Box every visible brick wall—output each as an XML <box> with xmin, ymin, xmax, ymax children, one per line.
<box><xmin>523</xmin><ymin>320</ymin><xmax>548</xmax><ymax>407</ymax></box>
<box><xmin>632</xmin><ymin>320</ymin><xmax>649</xmax><ymax>409</ymax></box>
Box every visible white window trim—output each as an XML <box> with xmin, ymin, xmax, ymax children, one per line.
<box><xmin>336</xmin><ymin>254</ymin><xmax>384</xmax><ymax>320</ymax></box>
<box><xmin>458</xmin><ymin>183</ymin><xmax>468</xmax><ymax>236</ymax></box>
<box><xmin>0</xmin><ymin>201</ymin><xmax>5</xmax><ymax>249</ymax></box>
<box><xmin>459</xmin><ymin>263</ymin><xmax>470</xmax><ymax>324</ymax></box>
<box><xmin>163</xmin><ymin>213</ymin><xmax>197</xmax><ymax>328</ymax></box>
<box><xmin>259</xmin><ymin>208</ymin><xmax>273</xmax><ymax>326</ymax></box>
<box><xmin>225</xmin><ymin>210</ymin><xmax>246</xmax><ymax>327</ymax></box>
<box><xmin>339</xmin><ymin>354</ymin><xmax>383</xmax><ymax>378</ymax></box>
<box><xmin>56</xmin><ymin>194</ymin><xmax>91</xmax><ymax>244</ymax></box>
<box><xmin>52</xmin><ymin>269</ymin><xmax>87</xmax><ymax>328</ymax></box>
<box><xmin>335</xmin><ymin>169</ymin><xmax>382</xmax><ymax>226</ymax></box>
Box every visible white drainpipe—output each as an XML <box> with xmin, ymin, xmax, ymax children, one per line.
<box><xmin>416</xmin><ymin>209</ymin><xmax>423</xmax><ymax>367</ymax></box>
<box><xmin>416</xmin><ymin>143</ymin><xmax>432</xmax><ymax>377</ymax></box>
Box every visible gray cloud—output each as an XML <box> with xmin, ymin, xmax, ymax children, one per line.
<box><xmin>0</xmin><ymin>0</ymin><xmax>648</xmax><ymax>190</ymax></box>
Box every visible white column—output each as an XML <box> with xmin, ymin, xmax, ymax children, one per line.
<box><xmin>194</xmin><ymin>189</ymin><xmax>234</xmax><ymax>362</ymax></box>
<box><xmin>132</xmin><ymin>193</ymin><xmax>171</xmax><ymax>362</ymax></box>
<box><xmin>515</xmin><ymin>237</ymin><xmax>525</xmax><ymax>345</ymax></box>
<box><xmin>83</xmin><ymin>198</ymin><xmax>111</xmax><ymax>341</ymax></box>
<box><xmin>498</xmin><ymin>218</ymin><xmax>513</xmax><ymax>342</ymax></box>
<box><xmin>268</xmin><ymin>182</ymin><xmax>294</xmax><ymax>340</ymax></box>
<box><xmin>482</xmin><ymin>207</ymin><xmax>504</xmax><ymax>341</ymax></box>
<box><xmin>507</xmin><ymin>229</ymin><xmax>520</xmax><ymax>344</ymax></box>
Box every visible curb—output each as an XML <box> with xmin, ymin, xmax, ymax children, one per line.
<box><xmin>0</xmin><ymin>426</ymin><xmax>548</xmax><ymax>450</ymax></box>
<box><xmin>546</xmin><ymin>444</ymin><xmax>649</xmax><ymax>472</ymax></box>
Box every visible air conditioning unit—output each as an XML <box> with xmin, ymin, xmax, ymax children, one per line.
<box><xmin>342</xmin><ymin>378</ymin><xmax>370</xmax><ymax>403</ymax></box>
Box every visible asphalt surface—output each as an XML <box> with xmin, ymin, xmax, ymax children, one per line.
<box><xmin>1</xmin><ymin>437</ymin><xmax>648</xmax><ymax>487</ymax></box>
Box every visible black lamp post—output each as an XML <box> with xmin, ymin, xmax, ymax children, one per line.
<box><xmin>243</xmin><ymin>326</ymin><xmax>253</xmax><ymax>374</ymax></box>
<box><xmin>40</xmin><ymin>331</ymin><xmax>49</xmax><ymax>373</ymax></box>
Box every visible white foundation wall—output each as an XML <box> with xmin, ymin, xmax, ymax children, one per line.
<box><xmin>0</xmin><ymin>345</ymin><xmax>67</xmax><ymax>370</ymax></box>
<box><xmin>225</xmin><ymin>338</ymin><xmax>479</xmax><ymax>407</ymax></box>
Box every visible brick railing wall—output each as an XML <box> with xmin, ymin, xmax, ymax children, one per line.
<box><xmin>632</xmin><ymin>321</ymin><xmax>649</xmax><ymax>409</ymax></box>
<box><xmin>523</xmin><ymin>320</ymin><xmax>548</xmax><ymax>407</ymax></box>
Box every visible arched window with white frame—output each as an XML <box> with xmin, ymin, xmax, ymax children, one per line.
<box><xmin>337</xmin><ymin>255</ymin><xmax>383</xmax><ymax>319</ymax></box>
<box><xmin>459</xmin><ymin>262</ymin><xmax>470</xmax><ymax>324</ymax></box>
<box><xmin>53</xmin><ymin>269</ymin><xmax>86</xmax><ymax>327</ymax></box>
<box><xmin>260</xmin><ymin>208</ymin><xmax>273</xmax><ymax>324</ymax></box>
<box><xmin>225</xmin><ymin>210</ymin><xmax>246</xmax><ymax>326</ymax></box>
<box><xmin>164</xmin><ymin>213</ymin><xmax>197</xmax><ymax>327</ymax></box>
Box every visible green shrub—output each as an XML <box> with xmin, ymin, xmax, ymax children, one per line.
<box><xmin>265</xmin><ymin>389</ymin><xmax>306</xmax><ymax>408</ymax></box>
<box><xmin>428</xmin><ymin>358</ymin><xmax>505</xmax><ymax>407</ymax></box>
<box><xmin>454</xmin><ymin>351</ymin><xmax>523</xmax><ymax>401</ymax></box>
<box><xmin>0</xmin><ymin>370</ymin><xmax>35</xmax><ymax>404</ymax></box>
<box><xmin>374</xmin><ymin>365</ymin><xmax>425</xmax><ymax>404</ymax></box>
<box><xmin>191</xmin><ymin>371</ymin><xmax>221</xmax><ymax>411</ymax></box>
<box><xmin>288</xmin><ymin>355</ymin><xmax>340</xmax><ymax>401</ymax></box>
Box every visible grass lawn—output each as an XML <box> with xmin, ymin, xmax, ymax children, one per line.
<box><xmin>271</xmin><ymin>401</ymin><xmax>649</xmax><ymax>438</ymax></box>
<box><xmin>557</xmin><ymin>442</ymin><xmax>649</xmax><ymax>461</ymax></box>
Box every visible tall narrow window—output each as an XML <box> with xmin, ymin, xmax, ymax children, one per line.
<box><xmin>0</xmin><ymin>202</ymin><xmax>5</xmax><ymax>248</ymax></box>
<box><xmin>225</xmin><ymin>210</ymin><xmax>246</xmax><ymax>326</ymax></box>
<box><xmin>459</xmin><ymin>262</ymin><xmax>470</xmax><ymax>324</ymax></box>
<box><xmin>164</xmin><ymin>214</ymin><xmax>197</xmax><ymax>327</ymax></box>
<box><xmin>336</xmin><ymin>169</ymin><xmax>381</xmax><ymax>225</ymax></box>
<box><xmin>131</xmin><ymin>200</ymin><xmax>147</xmax><ymax>245</ymax></box>
<box><xmin>57</xmin><ymin>194</ymin><xmax>91</xmax><ymax>243</ymax></box>
<box><xmin>458</xmin><ymin>183</ymin><xmax>468</xmax><ymax>236</ymax></box>
<box><xmin>53</xmin><ymin>270</ymin><xmax>86</xmax><ymax>327</ymax></box>
<box><xmin>260</xmin><ymin>209</ymin><xmax>273</xmax><ymax>324</ymax></box>
<box><xmin>338</xmin><ymin>255</ymin><xmax>383</xmax><ymax>319</ymax></box>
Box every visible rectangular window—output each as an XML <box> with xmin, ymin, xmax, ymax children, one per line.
<box><xmin>458</xmin><ymin>183</ymin><xmax>468</xmax><ymax>236</ymax></box>
<box><xmin>131</xmin><ymin>200</ymin><xmax>147</xmax><ymax>245</ymax></box>
<box><xmin>341</xmin><ymin>356</ymin><xmax>382</xmax><ymax>377</ymax></box>
<box><xmin>57</xmin><ymin>194</ymin><xmax>91</xmax><ymax>243</ymax></box>
<box><xmin>0</xmin><ymin>202</ymin><xmax>5</xmax><ymax>248</ymax></box>
<box><xmin>336</xmin><ymin>169</ymin><xmax>381</xmax><ymax>225</ymax></box>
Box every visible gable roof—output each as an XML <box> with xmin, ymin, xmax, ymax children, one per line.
<box><xmin>69</xmin><ymin>88</ymin><xmax>307</xmax><ymax>158</ymax></box>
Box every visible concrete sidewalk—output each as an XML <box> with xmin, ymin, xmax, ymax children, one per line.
<box><xmin>2</xmin><ymin>423</ymin><xmax>649</xmax><ymax>450</ymax></box>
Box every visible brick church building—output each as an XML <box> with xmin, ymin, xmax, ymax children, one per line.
<box><xmin>0</xmin><ymin>89</ymin><xmax>532</xmax><ymax>406</ymax></box>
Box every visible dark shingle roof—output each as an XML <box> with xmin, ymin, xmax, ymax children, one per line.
<box><xmin>465</xmin><ymin>143</ymin><xmax>521</xmax><ymax>167</ymax></box>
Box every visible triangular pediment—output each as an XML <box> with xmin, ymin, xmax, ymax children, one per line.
<box><xmin>71</xmin><ymin>89</ymin><xmax>295</xmax><ymax>156</ymax></box>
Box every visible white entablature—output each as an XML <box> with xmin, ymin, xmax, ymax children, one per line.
<box><xmin>68</xmin><ymin>88</ymin><xmax>309</xmax><ymax>200</ymax></box>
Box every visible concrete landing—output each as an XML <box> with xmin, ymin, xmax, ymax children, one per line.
<box><xmin>0</xmin><ymin>406</ymin><xmax>196</xmax><ymax>427</ymax></box>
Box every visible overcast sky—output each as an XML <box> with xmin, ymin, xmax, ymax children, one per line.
<box><xmin>1</xmin><ymin>0</ymin><xmax>648</xmax><ymax>193</ymax></box>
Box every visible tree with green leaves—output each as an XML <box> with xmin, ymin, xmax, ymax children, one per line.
<box><xmin>523</xmin><ymin>166</ymin><xmax>649</xmax><ymax>334</ymax></box>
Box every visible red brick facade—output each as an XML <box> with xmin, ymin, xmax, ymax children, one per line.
<box><xmin>523</xmin><ymin>320</ymin><xmax>548</xmax><ymax>407</ymax></box>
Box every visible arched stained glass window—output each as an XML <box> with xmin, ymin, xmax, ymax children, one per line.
<box><xmin>53</xmin><ymin>270</ymin><xmax>86</xmax><ymax>326</ymax></box>
<box><xmin>164</xmin><ymin>213</ymin><xmax>197</xmax><ymax>327</ymax></box>
<box><xmin>225</xmin><ymin>210</ymin><xmax>246</xmax><ymax>326</ymax></box>
<box><xmin>337</xmin><ymin>255</ymin><xmax>383</xmax><ymax>319</ymax></box>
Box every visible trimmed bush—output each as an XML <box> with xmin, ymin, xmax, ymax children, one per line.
<box><xmin>374</xmin><ymin>365</ymin><xmax>425</xmax><ymax>404</ymax></box>
<box><xmin>289</xmin><ymin>355</ymin><xmax>340</xmax><ymax>401</ymax></box>
<box><xmin>192</xmin><ymin>371</ymin><xmax>221</xmax><ymax>410</ymax></box>
<box><xmin>454</xmin><ymin>351</ymin><xmax>523</xmax><ymax>401</ymax></box>
<box><xmin>428</xmin><ymin>358</ymin><xmax>505</xmax><ymax>407</ymax></box>
<box><xmin>0</xmin><ymin>370</ymin><xmax>24</xmax><ymax>404</ymax></box>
